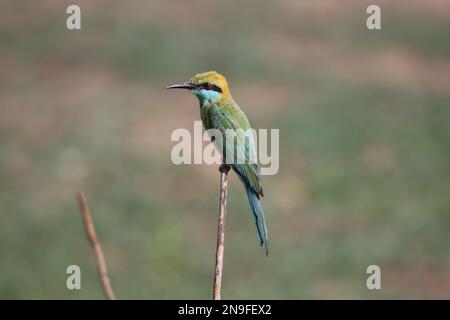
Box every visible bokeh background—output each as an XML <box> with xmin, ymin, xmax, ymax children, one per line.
<box><xmin>1</xmin><ymin>0</ymin><xmax>449</xmax><ymax>299</ymax></box>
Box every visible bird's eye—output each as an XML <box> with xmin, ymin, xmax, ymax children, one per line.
<box><xmin>202</xmin><ymin>82</ymin><xmax>222</xmax><ymax>93</ymax></box>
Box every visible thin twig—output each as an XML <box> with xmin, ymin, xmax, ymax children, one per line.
<box><xmin>76</xmin><ymin>191</ymin><xmax>116</xmax><ymax>300</ymax></box>
<box><xmin>213</xmin><ymin>164</ymin><xmax>231</xmax><ymax>300</ymax></box>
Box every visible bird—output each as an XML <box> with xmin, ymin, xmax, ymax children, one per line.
<box><xmin>167</xmin><ymin>71</ymin><xmax>269</xmax><ymax>256</ymax></box>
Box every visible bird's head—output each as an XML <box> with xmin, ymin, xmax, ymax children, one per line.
<box><xmin>166</xmin><ymin>71</ymin><xmax>230</xmax><ymax>105</ymax></box>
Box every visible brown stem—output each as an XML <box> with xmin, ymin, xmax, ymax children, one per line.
<box><xmin>76</xmin><ymin>192</ymin><xmax>116</xmax><ymax>300</ymax></box>
<box><xmin>213</xmin><ymin>164</ymin><xmax>231</xmax><ymax>300</ymax></box>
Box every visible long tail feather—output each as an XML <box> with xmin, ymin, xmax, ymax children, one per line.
<box><xmin>246</xmin><ymin>187</ymin><xmax>269</xmax><ymax>256</ymax></box>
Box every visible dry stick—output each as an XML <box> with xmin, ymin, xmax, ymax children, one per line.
<box><xmin>213</xmin><ymin>164</ymin><xmax>231</xmax><ymax>300</ymax></box>
<box><xmin>76</xmin><ymin>192</ymin><xmax>116</xmax><ymax>300</ymax></box>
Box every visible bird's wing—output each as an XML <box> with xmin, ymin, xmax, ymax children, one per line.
<box><xmin>207</xmin><ymin>105</ymin><xmax>263</xmax><ymax>196</ymax></box>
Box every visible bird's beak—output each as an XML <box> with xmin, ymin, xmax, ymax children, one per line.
<box><xmin>166</xmin><ymin>82</ymin><xmax>195</xmax><ymax>90</ymax></box>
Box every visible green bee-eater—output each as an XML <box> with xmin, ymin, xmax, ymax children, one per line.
<box><xmin>167</xmin><ymin>71</ymin><xmax>269</xmax><ymax>256</ymax></box>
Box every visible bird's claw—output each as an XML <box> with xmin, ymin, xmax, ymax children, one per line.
<box><xmin>219</xmin><ymin>164</ymin><xmax>231</xmax><ymax>173</ymax></box>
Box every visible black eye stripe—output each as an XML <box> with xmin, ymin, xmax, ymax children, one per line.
<box><xmin>200</xmin><ymin>83</ymin><xmax>222</xmax><ymax>93</ymax></box>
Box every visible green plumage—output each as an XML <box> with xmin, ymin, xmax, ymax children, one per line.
<box><xmin>198</xmin><ymin>81</ymin><xmax>268</xmax><ymax>256</ymax></box>
<box><xmin>168</xmin><ymin>71</ymin><xmax>269</xmax><ymax>256</ymax></box>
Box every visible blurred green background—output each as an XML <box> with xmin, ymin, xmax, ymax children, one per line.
<box><xmin>1</xmin><ymin>0</ymin><xmax>449</xmax><ymax>299</ymax></box>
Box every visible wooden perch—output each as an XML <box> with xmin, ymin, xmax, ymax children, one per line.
<box><xmin>76</xmin><ymin>191</ymin><xmax>116</xmax><ymax>300</ymax></box>
<box><xmin>213</xmin><ymin>164</ymin><xmax>231</xmax><ymax>300</ymax></box>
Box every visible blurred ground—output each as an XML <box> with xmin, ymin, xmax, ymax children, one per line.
<box><xmin>0</xmin><ymin>0</ymin><xmax>449</xmax><ymax>299</ymax></box>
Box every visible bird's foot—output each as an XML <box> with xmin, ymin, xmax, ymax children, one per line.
<box><xmin>219</xmin><ymin>164</ymin><xmax>231</xmax><ymax>173</ymax></box>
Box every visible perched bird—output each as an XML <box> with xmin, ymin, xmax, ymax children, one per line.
<box><xmin>167</xmin><ymin>71</ymin><xmax>269</xmax><ymax>256</ymax></box>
